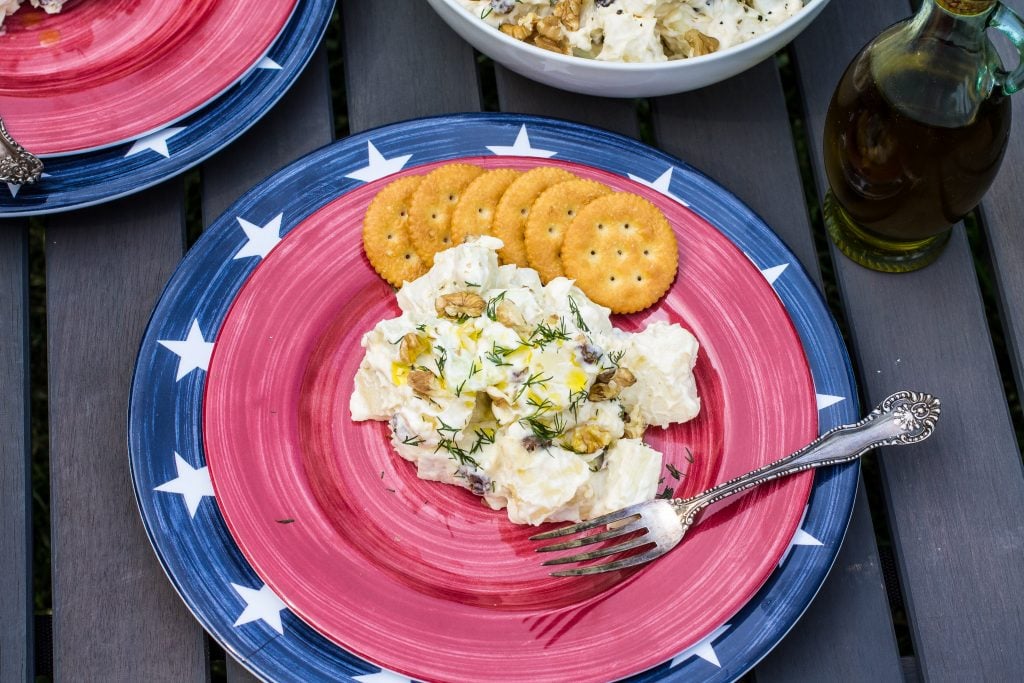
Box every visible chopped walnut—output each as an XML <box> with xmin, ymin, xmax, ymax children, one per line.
<box><xmin>622</xmin><ymin>403</ymin><xmax>647</xmax><ymax>439</ymax></box>
<box><xmin>499</xmin><ymin>22</ymin><xmax>532</xmax><ymax>41</ymax></box>
<box><xmin>553</xmin><ymin>0</ymin><xmax>582</xmax><ymax>32</ymax></box>
<box><xmin>563</xmin><ymin>424</ymin><xmax>612</xmax><ymax>454</ymax></box>
<box><xmin>496</xmin><ymin>299</ymin><xmax>532</xmax><ymax>338</ymax></box>
<box><xmin>589</xmin><ymin>367</ymin><xmax>637</xmax><ymax>401</ymax></box>
<box><xmin>435</xmin><ymin>291</ymin><xmax>486</xmax><ymax>319</ymax></box>
<box><xmin>684</xmin><ymin>29</ymin><xmax>720</xmax><ymax>57</ymax></box>
<box><xmin>398</xmin><ymin>333</ymin><xmax>425</xmax><ymax>364</ymax></box>
<box><xmin>408</xmin><ymin>370</ymin><xmax>437</xmax><ymax>397</ymax></box>
<box><xmin>534</xmin><ymin>14</ymin><xmax>563</xmax><ymax>41</ymax></box>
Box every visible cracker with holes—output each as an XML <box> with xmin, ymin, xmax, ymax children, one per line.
<box><xmin>408</xmin><ymin>163</ymin><xmax>484</xmax><ymax>267</ymax></box>
<box><xmin>492</xmin><ymin>166</ymin><xmax>576</xmax><ymax>268</ymax></box>
<box><xmin>561</xmin><ymin>192</ymin><xmax>678</xmax><ymax>314</ymax></box>
<box><xmin>451</xmin><ymin>168</ymin><xmax>522</xmax><ymax>245</ymax></box>
<box><xmin>362</xmin><ymin>175</ymin><xmax>429</xmax><ymax>287</ymax></box>
<box><xmin>524</xmin><ymin>178</ymin><xmax>610</xmax><ymax>283</ymax></box>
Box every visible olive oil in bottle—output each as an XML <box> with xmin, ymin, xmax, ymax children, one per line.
<box><xmin>822</xmin><ymin>0</ymin><xmax>1024</xmax><ymax>272</ymax></box>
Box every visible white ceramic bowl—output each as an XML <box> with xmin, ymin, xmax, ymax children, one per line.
<box><xmin>425</xmin><ymin>0</ymin><xmax>831</xmax><ymax>98</ymax></box>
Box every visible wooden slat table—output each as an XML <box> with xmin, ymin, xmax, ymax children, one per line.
<box><xmin>3</xmin><ymin>0</ymin><xmax>1023</xmax><ymax>681</ymax></box>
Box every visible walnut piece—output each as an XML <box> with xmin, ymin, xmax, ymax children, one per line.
<box><xmin>499</xmin><ymin>22</ymin><xmax>532</xmax><ymax>41</ymax></box>
<box><xmin>398</xmin><ymin>333</ymin><xmax>425</xmax><ymax>364</ymax></box>
<box><xmin>588</xmin><ymin>367</ymin><xmax>637</xmax><ymax>401</ymax></box>
<box><xmin>563</xmin><ymin>424</ymin><xmax>612</xmax><ymax>454</ymax></box>
<box><xmin>435</xmin><ymin>291</ymin><xmax>486</xmax><ymax>319</ymax></box>
<box><xmin>534</xmin><ymin>14</ymin><xmax>563</xmax><ymax>41</ymax></box>
<box><xmin>553</xmin><ymin>0</ymin><xmax>582</xmax><ymax>32</ymax></box>
<box><xmin>684</xmin><ymin>29</ymin><xmax>720</xmax><ymax>57</ymax></box>
<box><xmin>408</xmin><ymin>370</ymin><xmax>437</xmax><ymax>397</ymax></box>
<box><xmin>495</xmin><ymin>299</ymin><xmax>532</xmax><ymax>338</ymax></box>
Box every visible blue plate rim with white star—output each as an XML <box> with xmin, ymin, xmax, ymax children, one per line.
<box><xmin>128</xmin><ymin>112</ymin><xmax>859</xmax><ymax>683</ymax></box>
<box><xmin>0</xmin><ymin>0</ymin><xmax>336</xmax><ymax>218</ymax></box>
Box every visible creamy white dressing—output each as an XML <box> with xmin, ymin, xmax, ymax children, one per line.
<box><xmin>351</xmin><ymin>237</ymin><xmax>701</xmax><ymax>524</ymax></box>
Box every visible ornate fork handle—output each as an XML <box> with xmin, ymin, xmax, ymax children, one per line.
<box><xmin>0</xmin><ymin>116</ymin><xmax>44</xmax><ymax>185</ymax></box>
<box><xmin>676</xmin><ymin>390</ymin><xmax>941</xmax><ymax>522</ymax></box>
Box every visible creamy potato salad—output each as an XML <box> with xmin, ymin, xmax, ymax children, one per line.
<box><xmin>459</xmin><ymin>0</ymin><xmax>804</xmax><ymax>62</ymax></box>
<box><xmin>351</xmin><ymin>237</ymin><xmax>700</xmax><ymax>525</ymax></box>
<box><xmin>0</xmin><ymin>0</ymin><xmax>65</xmax><ymax>35</ymax></box>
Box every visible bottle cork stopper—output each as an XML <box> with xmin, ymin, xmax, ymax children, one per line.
<box><xmin>936</xmin><ymin>0</ymin><xmax>997</xmax><ymax>15</ymax></box>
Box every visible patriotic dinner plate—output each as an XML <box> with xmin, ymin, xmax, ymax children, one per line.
<box><xmin>0</xmin><ymin>0</ymin><xmax>334</xmax><ymax>217</ymax></box>
<box><xmin>129</xmin><ymin>113</ymin><xmax>859</xmax><ymax>682</ymax></box>
<box><xmin>0</xmin><ymin>0</ymin><xmax>297</xmax><ymax>155</ymax></box>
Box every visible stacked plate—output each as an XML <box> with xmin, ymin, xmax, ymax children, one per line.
<box><xmin>0</xmin><ymin>0</ymin><xmax>335</xmax><ymax>216</ymax></box>
<box><xmin>129</xmin><ymin>113</ymin><xmax>860</xmax><ymax>682</ymax></box>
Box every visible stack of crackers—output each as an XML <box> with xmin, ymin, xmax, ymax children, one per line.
<box><xmin>362</xmin><ymin>163</ymin><xmax>678</xmax><ymax>314</ymax></box>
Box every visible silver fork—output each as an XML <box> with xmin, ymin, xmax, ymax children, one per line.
<box><xmin>531</xmin><ymin>390</ymin><xmax>941</xmax><ymax>576</ymax></box>
<box><xmin>0</xmin><ymin>116</ymin><xmax>44</xmax><ymax>185</ymax></box>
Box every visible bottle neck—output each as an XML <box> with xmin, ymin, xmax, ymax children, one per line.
<box><xmin>912</xmin><ymin>0</ymin><xmax>995</xmax><ymax>48</ymax></box>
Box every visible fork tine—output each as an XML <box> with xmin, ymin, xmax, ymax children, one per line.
<box><xmin>528</xmin><ymin>502</ymin><xmax>647</xmax><ymax>540</ymax></box>
<box><xmin>549</xmin><ymin>545</ymin><xmax>669</xmax><ymax>577</ymax></box>
<box><xmin>541</xmin><ymin>535</ymin><xmax>653</xmax><ymax>565</ymax></box>
<box><xmin>534</xmin><ymin>518</ymin><xmax>645</xmax><ymax>553</ymax></box>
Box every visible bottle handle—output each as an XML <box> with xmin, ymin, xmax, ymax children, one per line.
<box><xmin>990</xmin><ymin>2</ymin><xmax>1024</xmax><ymax>94</ymax></box>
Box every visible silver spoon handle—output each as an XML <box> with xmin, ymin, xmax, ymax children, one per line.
<box><xmin>0</xmin><ymin>116</ymin><xmax>44</xmax><ymax>185</ymax></box>
<box><xmin>680</xmin><ymin>390</ymin><xmax>940</xmax><ymax>517</ymax></box>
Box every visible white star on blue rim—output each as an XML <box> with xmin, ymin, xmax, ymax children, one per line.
<box><xmin>256</xmin><ymin>56</ymin><xmax>282</xmax><ymax>70</ymax></box>
<box><xmin>627</xmin><ymin>167</ymin><xmax>689</xmax><ymax>206</ymax></box>
<box><xmin>486</xmin><ymin>125</ymin><xmax>557</xmax><ymax>158</ymax></box>
<box><xmin>671</xmin><ymin>624</ymin><xmax>730</xmax><ymax>668</ymax></box>
<box><xmin>345</xmin><ymin>141</ymin><xmax>413</xmax><ymax>183</ymax></box>
<box><xmin>157</xmin><ymin>319</ymin><xmax>214</xmax><ymax>381</ymax></box>
<box><xmin>232</xmin><ymin>583</ymin><xmax>287</xmax><ymax>634</ymax></box>
<box><xmin>761</xmin><ymin>263</ymin><xmax>789</xmax><ymax>285</ymax></box>
<box><xmin>778</xmin><ymin>505</ymin><xmax>824</xmax><ymax>566</ymax></box>
<box><xmin>816</xmin><ymin>393</ymin><xmax>846</xmax><ymax>410</ymax></box>
<box><xmin>153</xmin><ymin>452</ymin><xmax>214</xmax><ymax>518</ymax></box>
<box><xmin>7</xmin><ymin>172</ymin><xmax>51</xmax><ymax>198</ymax></box>
<box><xmin>234</xmin><ymin>213</ymin><xmax>283</xmax><ymax>260</ymax></box>
<box><xmin>354</xmin><ymin>670</ymin><xmax>414</xmax><ymax>682</ymax></box>
<box><xmin>124</xmin><ymin>127</ymin><xmax>186</xmax><ymax>159</ymax></box>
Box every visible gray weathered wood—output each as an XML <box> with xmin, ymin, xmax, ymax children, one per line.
<box><xmin>342</xmin><ymin>0</ymin><xmax>481</xmax><ymax>133</ymax></box>
<box><xmin>649</xmin><ymin>57</ymin><xmax>902</xmax><ymax>683</ymax></box>
<box><xmin>794</xmin><ymin>0</ymin><xmax>1024</xmax><ymax>679</ymax></box>
<box><xmin>227</xmin><ymin>654</ymin><xmax>261</xmax><ymax>683</ymax></box>
<box><xmin>495</xmin><ymin>67</ymin><xmax>640</xmax><ymax>138</ymax></box>
<box><xmin>203</xmin><ymin>48</ymin><xmax>334</xmax><ymax>226</ymax></box>
<box><xmin>0</xmin><ymin>222</ymin><xmax>32</xmax><ymax>683</ymax></box>
<box><xmin>45</xmin><ymin>182</ymin><xmax>208</xmax><ymax>681</ymax></box>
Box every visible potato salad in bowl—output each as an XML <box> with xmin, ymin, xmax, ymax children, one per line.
<box><xmin>351</xmin><ymin>237</ymin><xmax>700</xmax><ymax>525</ymax></box>
<box><xmin>458</xmin><ymin>0</ymin><xmax>805</xmax><ymax>62</ymax></box>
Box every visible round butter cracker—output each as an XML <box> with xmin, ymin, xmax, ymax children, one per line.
<box><xmin>524</xmin><ymin>178</ymin><xmax>610</xmax><ymax>283</ymax></box>
<box><xmin>451</xmin><ymin>168</ymin><xmax>522</xmax><ymax>245</ymax></box>
<box><xmin>561</xmin><ymin>192</ymin><xmax>678</xmax><ymax>314</ymax></box>
<box><xmin>493</xmin><ymin>166</ymin><xmax>576</xmax><ymax>268</ymax></box>
<box><xmin>362</xmin><ymin>175</ymin><xmax>428</xmax><ymax>287</ymax></box>
<box><xmin>408</xmin><ymin>163</ymin><xmax>484</xmax><ymax>267</ymax></box>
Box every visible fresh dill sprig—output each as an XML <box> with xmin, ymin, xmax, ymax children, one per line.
<box><xmin>469</xmin><ymin>427</ymin><xmax>496</xmax><ymax>454</ymax></box>
<box><xmin>568</xmin><ymin>295</ymin><xmax>589</xmax><ymax>332</ymax></box>
<box><xmin>513</xmin><ymin>371</ymin><xmax>551</xmax><ymax>402</ymax></box>
<box><xmin>434</xmin><ymin>345</ymin><xmax>447</xmax><ymax>377</ymax></box>
<box><xmin>484</xmin><ymin>343</ymin><xmax>514</xmax><ymax>367</ymax></box>
<box><xmin>528</xmin><ymin>318</ymin><xmax>571</xmax><ymax>349</ymax></box>
<box><xmin>485</xmin><ymin>291</ymin><xmax>506</xmax><ymax>320</ymax></box>
<box><xmin>567</xmin><ymin>388</ymin><xmax>588</xmax><ymax>422</ymax></box>
<box><xmin>464</xmin><ymin>281</ymin><xmax>481</xmax><ymax>287</ymax></box>
<box><xmin>656</xmin><ymin>485</ymin><xmax>675</xmax><ymax>499</ymax></box>
<box><xmin>666</xmin><ymin>463</ymin><xmax>683</xmax><ymax>480</ymax></box>
<box><xmin>685</xmin><ymin>446</ymin><xmax>695</xmax><ymax>464</ymax></box>
<box><xmin>401</xmin><ymin>435</ymin><xmax>424</xmax><ymax>447</ymax></box>
<box><xmin>602</xmin><ymin>349</ymin><xmax>625</xmax><ymax>369</ymax></box>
